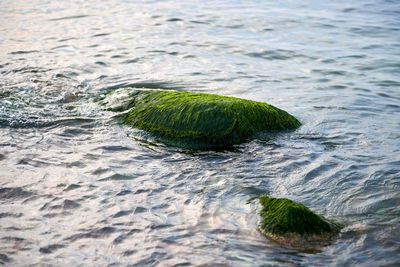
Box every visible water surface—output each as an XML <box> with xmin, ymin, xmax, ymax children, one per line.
<box><xmin>1</xmin><ymin>0</ymin><xmax>400</xmax><ymax>265</ymax></box>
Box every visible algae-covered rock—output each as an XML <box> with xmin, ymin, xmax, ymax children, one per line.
<box><xmin>259</xmin><ymin>196</ymin><xmax>341</xmax><ymax>247</ymax></box>
<box><xmin>100</xmin><ymin>88</ymin><xmax>300</xmax><ymax>148</ymax></box>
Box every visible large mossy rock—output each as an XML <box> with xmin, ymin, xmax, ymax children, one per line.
<box><xmin>259</xmin><ymin>196</ymin><xmax>341</xmax><ymax>247</ymax></box>
<box><xmin>100</xmin><ymin>89</ymin><xmax>300</xmax><ymax>148</ymax></box>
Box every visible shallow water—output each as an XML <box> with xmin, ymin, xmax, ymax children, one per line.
<box><xmin>1</xmin><ymin>0</ymin><xmax>400</xmax><ymax>265</ymax></box>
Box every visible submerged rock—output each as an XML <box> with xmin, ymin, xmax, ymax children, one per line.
<box><xmin>258</xmin><ymin>196</ymin><xmax>341</xmax><ymax>248</ymax></box>
<box><xmin>99</xmin><ymin>88</ymin><xmax>301</xmax><ymax>148</ymax></box>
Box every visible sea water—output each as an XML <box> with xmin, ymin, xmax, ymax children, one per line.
<box><xmin>1</xmin><ymin>0</ymin><xmax>399</xmax><ymax>265</ymax></box>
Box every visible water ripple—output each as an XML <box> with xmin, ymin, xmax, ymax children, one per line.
<box><xmin>1</xmin><ymin>0</ymin><xmax>400</xmax><ymax>265</ymax></box>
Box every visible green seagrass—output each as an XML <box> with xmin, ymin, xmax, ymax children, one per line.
<box><xmin>100</xmin><ymin>89</ymin><xmax>301</xmax><ymax>147</ymax></box>
<box><xmin>258</xmin><ymin>196</ymin><xmax>341</xmax><ymax>246</ymax></box>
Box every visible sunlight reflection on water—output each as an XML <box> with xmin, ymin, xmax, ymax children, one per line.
<box><xmin>1</xmin><ymin>0</ymin><xmax>400</xmax><ymax>265</ymax></box>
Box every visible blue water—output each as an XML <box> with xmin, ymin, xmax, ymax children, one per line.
<box><xmin>1</xmin><ymin>0</ymin><xmax>400</xmax><ymax>265</ymax></box>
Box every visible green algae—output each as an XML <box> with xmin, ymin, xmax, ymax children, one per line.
<box><xmin>258</xmin><ymin>196</ymin><xmax>341</xmax><ymax>247</ymax></box>
<box><xmin>100</xmin><ymin>89</ymin><xmax>301</xmax><ymax>148</ymax></box>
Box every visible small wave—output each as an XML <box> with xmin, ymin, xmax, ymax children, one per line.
<box><xmin>0</xmin><ymin>117</ymin><xmax>95</xmax><ymax>129</ymax></box>
<box><xmin>244</xmin><ymin>49</ymin><xmax>308</xmax><ymax>61</ymax></box>
<box><xmin>0</xmin><ymin>253</ymin><xmax>12</xmax><ymax>264</ymax></box>
<box><xmin>48</xmin><ymin>15</ymin><xmax>91</xmax><ymax>21</ymax></box>
<box><xmin>95</xmin><ymin>61</ymin><xmax>107</xmax><ymax>66</ymax></box>
<box><xmin>0</xmin><ymin>212</ymin><xmax>22</xmax><ymax>218</ymax></box>
<box><xmin>65</xmin><ymin>226</ymin><xmax>118</xmax><ymax>242</ymax></box>
<box><xmin>9</xmin><ymin>50</ymin><xmax>40</xmax><ymax>55</ymax></box>
<box><xmin>113</xmin><ymin>229</ymin><xmax>141</xmax><ymax>245</ymax></box>
<box><xmin>312</xmin><ymin>69</ymin><xmax>348</xmax><ymax>76</ymax></box>
<box><xmin>91</xmin><ymin>33</ymin><xmax>112</xmax><ymax>37</ymax></box>
<box><xmin>40</xmin><ymin>199</ymin><xmax>81</xmax><ymax>211</ymax></box>
<box><xmin>99</xmin><ymin>173</ymin><xmax>139</xmax><ymax>181</ymax></box>
<box><xmin>112</xmin><ymin>210</ymin><xmax>133</xmax><ymax>218</ymax></box>
<box><xmin>39</xmin><ymin>244</ymin><xmax>66</xmax><ymax>254</ymax></box>
<box><xmin>103</xmin><ymin>81</ymin><xmax>186</xmax><ymax>92</ymax></box>
<box><xmin>167</xmin><ymin>18</ymin><xmax>183</xmax><ymax>22</ymax></box>
<box><xmin>121</xmin><ymin>58</ymin><xmax>142</xmax><ymax>64</ymax></box>
<box><xmin>0</xmin><ymin>187</ymin><xmax>34</xmax><ymax>200</ymax></box>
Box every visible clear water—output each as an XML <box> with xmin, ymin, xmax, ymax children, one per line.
<box><xmin>1</xmin><ymin>0</ymin><xmax>400</xmax><ymax>265</ymax></box>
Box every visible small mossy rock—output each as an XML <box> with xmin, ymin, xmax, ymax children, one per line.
<box><xmin>259</xmin><ymin>196</ymin><xmax>341</xmax><ymax>247</ymax></box>
<box><xmin>100</xmin><ymin>89</ymin><xmax>301</xmax><ymax>148</ymax></box>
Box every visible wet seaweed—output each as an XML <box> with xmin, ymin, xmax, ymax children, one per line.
<box><xmin>100</xmin><ymin>89</ymin><xmax>301</xmax><ymax>148</ymax></box>
<box><xmin>258</xmin><ymin>196</ymin><xmax>342</xmax><ymax>247</ymax></box>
